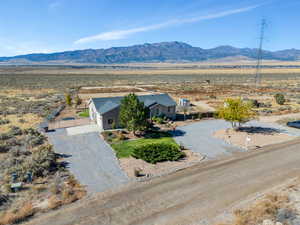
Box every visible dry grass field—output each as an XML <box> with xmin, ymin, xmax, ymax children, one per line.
<box><xmin>0</xmin><ymin>114</ymin><xmax>42</xmax><ymax>133</ymax></box>
<box><xmin>0</xmin><ymin>61</ymin><xmax>300</xmax><ymax>90</ymax></box>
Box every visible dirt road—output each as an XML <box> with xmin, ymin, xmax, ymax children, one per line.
<box><xmin>26</xmin><ymin>139</ymin><xmax>300</xmax><ymax>225</ymax></box>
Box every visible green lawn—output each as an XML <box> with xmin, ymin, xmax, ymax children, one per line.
<box><xmin>111</xmin><ymin>137</ymin><xmax>177</xmax><ymax>158</ymax></box>
<box><xmin>78</xmin><ymin>109</ymin><xmax>89</xmax><ymax>117</ymax></box>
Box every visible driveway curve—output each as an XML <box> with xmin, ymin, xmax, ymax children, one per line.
<box><xmin>173</xmin><ymin>119</ymin><xmax>300</xmax><ymax>159</ymax></box>
<box><xmin>173</xmin><ymin>120</ymin><xmax>244</xmax><ymax>159</ymax></box>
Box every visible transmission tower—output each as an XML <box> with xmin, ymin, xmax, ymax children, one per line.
<box><xmin>255</xmin><ymin>19</ymin><xmax>267</xmax><ymax>87</ymax></box>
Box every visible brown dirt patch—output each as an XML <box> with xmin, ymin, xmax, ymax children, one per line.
<box><xmin>213</xmin><ymin>128</ymin><xmax>294</xmax><ymax>149</ymax></box>
<box><xmin>119</xmin><ymin>150</ymin><xmax>204</xmax><ymax>178</ymax></box>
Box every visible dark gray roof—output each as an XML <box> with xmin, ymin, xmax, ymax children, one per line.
<box><xmin>91</xmin><ymin>93</ymin><xmax>176</xmax><ymax>115</ymax></box>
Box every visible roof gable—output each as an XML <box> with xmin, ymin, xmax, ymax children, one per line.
<box><xmin>90</xmin><ymin>93</ymin><xmax>176</xmax><ymax>115</ymax></box>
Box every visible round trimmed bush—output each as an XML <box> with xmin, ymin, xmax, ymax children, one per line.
<box><xmin>132</xmin><ymin>142</ymin><xmax>185</xmax><ymax>164</ymax></box>
<box><xmin>274</xmin><ymin>93</ymin><xmax>286</xmax><ymax>105</ymax></box>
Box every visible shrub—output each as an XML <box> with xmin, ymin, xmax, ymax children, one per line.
<box><xmin>25</xmin><ymin>135</ymin><xmax>45</xmax><ymax>148</ymax></box>
<box><xmin>18</xmin><ymin>119</ymin><xmax>26</xmax><ymax>123</ymax></box>
<box><xmin>0</xmin><ymin>143</ymin><xmax>10</xmax><ymax>153</ymax></box>
<box><xmin>2</xmin><ymin>184</ymin><xmax>12</xmax><ymax>194</ymax></box>
<box><xmin>249</xmin><ymin>99</ymin><xmax>260</xmax><ymax>108</ymax></box>
<box><xmin>74</xmin><ymin>95</ymin><xmax>82</xmax><ymax>106</ymax></box>
<box><xmin>26</xmin><ymin>145</ymin><xmax>58</xmax><ymax>177</ymax></box>
<box><xmin>6</xmin><ymin>137</ymin><xmax>21</xmax><ymax>147</ymax></box>
<box><xmin>64</xmin><ymin>93</ymin><xmax>72</xmax><ymax>106</ymax></box>
<box><xmin>274</xmin><ymin>93</ymin><xmax>286</xmax><ymax>105</ymax></box>
<box><xmin>279</xmin><ymin>105</ymin><xmax>292</xmax><ymax>111</ymax></box>
<box><xmin>23</xmin><ymin>128</ymin><xmax>40</xmax><ymax>136</ymax></box>
<box><xmin>0</xmin><ymin>118</ymin><xmax>10</xmax><ymax>125</ymax></box>
<box><xmin>261</xmin><ymin>102</ymin><xmax>272</xmax><ymax>108</ymax></box>
<box><xmin>23</xmin><ymin>129</ymin><xmax>46</xmax><ymax>148</ymax></box>
<box><xmin>8</xmin><ymin>126</ymin><xmax>22</xmax><ymax>136</ymax></box>
<box><xmin>0</xmin><ymin>194</ymin><xmax>9</xmax><ymax>206</ymax></box>
<box><xmin>9</xmin><ymin>145</ymin><xmax>58</xmax><ymax>181</ymax></box>
<box><xmin>0</xmin><ymin>133</ymin><xmax>12</xmax><ymax>141</ymax></box>
<box><xmin>230</xmin><ymin>194</ymin><xmax>290</xmax><ymax>225</ymax></box>
<box><xmin>133</xmin><ymin>142</ymin><xmax>185</xmax><ymax>164</ymax></box>
<box><xmin>152</xmin><ymin>116</ymin><xmax>165</xmax><ymax>124</ymax></box>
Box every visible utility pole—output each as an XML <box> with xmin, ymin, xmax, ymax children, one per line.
<box><xmin>255</xmin><ymin>19</ymin><xmax>266</xmax><ymax>87</ymax></box>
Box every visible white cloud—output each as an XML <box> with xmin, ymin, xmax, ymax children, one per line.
<box><xmin>74</xmin><ymin>5</ymin><xmax>260</xmax><ymax>44</ymax></box>
<box><xmin>48</xmin><ymin>1</ymin><xmax>62</xmax><ymax>11</ymax></box>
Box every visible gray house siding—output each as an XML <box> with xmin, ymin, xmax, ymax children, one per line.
<box><xmin>149</xmin><ymin>104</ymin><xmax>176</xmax><ymax>120</ymax></box>
<box><xmin>102</xmin><ymin>107</ymin><xmax>121</xmax><ymax>130</ymax></box>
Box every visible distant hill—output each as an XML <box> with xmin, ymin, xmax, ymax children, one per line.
<box><xmin>1</xmin><ymin>41</ymin><xmax>300</xmax><ymax>64</ymax></box>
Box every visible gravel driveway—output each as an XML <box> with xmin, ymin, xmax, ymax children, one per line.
<box><xmin>47</xmin><ymin>128</ymin><xmax>128</xmax><ymax>193</ymax></box>
<box><xmin>173</xmin><ymin>120</ymin><xmax>243</xmax><ymax>159</ymax></box>
<box><xmin>173</xmin><ymin>119</ymin><xmax>300</xmax><ymax>159</ymax></box>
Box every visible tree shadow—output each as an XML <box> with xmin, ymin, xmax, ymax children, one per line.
<box><xmin>238</xmin><ymin>126</ymin><xmax>282</xmax><ymax>135</ymax></box>
<box><xmin>171</xmin><ymin>129</ymin><xmax>186</xmax><ymax>137</ymax></box>
<box><xmin>55</xmin><ymin>153</ymin><xmax>72</xmax><ymax>158</ymax></box>
<box><xmin>143</xmin><ymin>130</ymin><xmax>173</xmax><ymax>139</ymax></box>
<box><xmin>60</xmin><ymin>161</ymin><xmax>70</xmax><ymax>169</ymax></box>
<box><xmin>287</xmin><ymin>121</ymin><xmax>300</xmax><ymax>129</ymax></box>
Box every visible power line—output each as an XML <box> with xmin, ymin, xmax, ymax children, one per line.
<box><xmin>255</xmin><ymin>19</ymin><xmax>267</xmax><ymax>87</ymax></box>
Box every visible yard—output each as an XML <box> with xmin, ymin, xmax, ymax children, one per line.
<box><xmin>104</xmin><ymin>130</ymin><xmax>203</xmax><ymax>178</ymax></box>
<box><xmin>111</xmin><ymin>136</ymin><xmax>177</xmax><ymax>158</ymax></box>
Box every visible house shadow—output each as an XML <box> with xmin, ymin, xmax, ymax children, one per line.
<box><xmin>238</xmin><ymin>126</ymin><xmax>283</xmax><ymax>135</ymax></box>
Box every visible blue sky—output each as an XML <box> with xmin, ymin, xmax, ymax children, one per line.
<box><xmin>0</xmin><ymin>0</ymin><xmax>299</xmax><ymax>56</ymax></box>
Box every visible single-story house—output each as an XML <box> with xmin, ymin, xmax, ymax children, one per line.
<box><xmin>89</xmin><ymin>93</ymin><xmax>176</xmax><ymax>130</ymax></box>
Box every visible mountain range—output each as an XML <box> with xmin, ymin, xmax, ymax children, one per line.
<box><xmin>1</xmin><ymin>41</ymin><xmax>300</xmax><ymax>64</ymax></box>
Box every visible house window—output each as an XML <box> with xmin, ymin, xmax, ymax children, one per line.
<box><xmin>168</xmin><ymin>107</ymin><xmax>172</xmax><ymax>112</ymax></box>
<box><xmin>108</xmin><ymin>119</ymin><xmax>114</xmax><ymax>125</ymax></box>
<box><xmin>156</xmin><ymin>108</ymin><xmax>159</xmax><ymax>115</ymax></box>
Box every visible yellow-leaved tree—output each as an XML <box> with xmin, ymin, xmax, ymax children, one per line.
<box><xmin>218</xmin><ymin>98</ymin><xmax>256</xmax><ymax>130</ymax></box>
